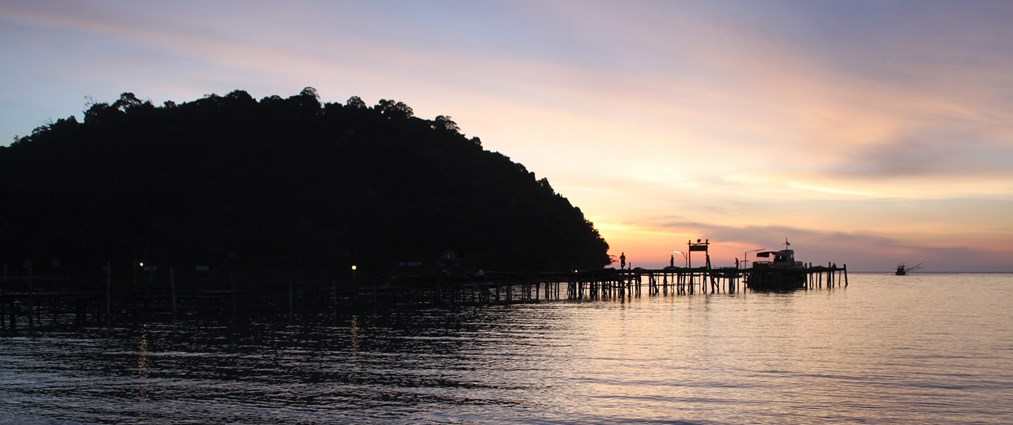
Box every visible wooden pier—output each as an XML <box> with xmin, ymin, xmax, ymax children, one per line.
<box><xmin>0</xmin><ymin>262</ymin><xmax>848</xmax><ymax>332</ymax></box>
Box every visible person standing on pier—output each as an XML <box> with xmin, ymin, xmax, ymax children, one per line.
<box><xmin>620</xmin><ymin>252</ymin><xmax>626</xmax><ymax>270</ymax></box>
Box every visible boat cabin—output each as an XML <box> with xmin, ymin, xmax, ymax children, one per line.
<box><xmin>753</xmin><ymin>249</ymin><xmax>799</xmax><ymax>266</ymax></box>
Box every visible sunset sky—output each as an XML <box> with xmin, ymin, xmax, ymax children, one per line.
<box><xmin>2</xmin><ymin>0</ymin><xmax>1012</xmax><ymax>271</ymax></box>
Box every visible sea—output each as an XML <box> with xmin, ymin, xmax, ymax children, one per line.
<box><xmin>2</xmin><ymin>273</ymin><xmax>1011</xmax><ymax>424</ymax></box>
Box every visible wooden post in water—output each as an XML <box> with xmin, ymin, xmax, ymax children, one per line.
<box><xmin>807</xmin><ymin>263</ymin><xmax>812</xmax><ymax>289</ymax></box>
<box><xmin>27</xmin><ymin>261</ymin><xmax>34</xmax><ymax>331</ymax></box>
<box><xmin>142</xmin><ymin>262</ymin><xmax>151</xmax><ymax>318</ymax></box>
<box><xmin>104</xmin><ymin>261</ymin><xmax>112</xmax><ymax>324</ymax></box>
<box><xmin>74</xmin><ymin>290</ymin><xmax>84</xmax><ymax>327</ymax></box>
<box><xmin>169</xmin><ymin>266</ymin><xmax>177</xmax><ymax>321</ymax></box>
<box><xmin>287</xmin><ymin>280</ymin><xmax>294</xmax><ymax>321</ymax></box>
<box><xmin>330</xmin><ymin>279</ymin><xmax>337</xmax><ymax>318</ymax></box>
<box><xmin>844</xmin><ymin>264</ymin><xmax>849</xmax><ymax>287</ymax></box>
<box><xmin>687</xmin><ymin>250</ymin><xmax>693</xmax><ymax>290</ymax></box>
<box><xmin>1</xmin><ymin>262</ymin><xmax>6</xmax><ymax>329</ymax></box>
<box><xmin>7</xmin><ymin>297</ymin><xmax>14</xmax><ymax>332</ymax></box>
<box><xmin>229</xmin><ymin>272</ymin><xmax>237</xmax><ymax>322</ymax></box>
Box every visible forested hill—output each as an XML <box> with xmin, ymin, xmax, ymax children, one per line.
<box><xmin>0</xmin><ymin>88</ymin><xmax>611</xmax><ymax>274</ymax></box>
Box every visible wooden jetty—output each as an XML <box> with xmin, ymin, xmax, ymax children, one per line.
<box><xmin>0</xmin><ymin>260</ymin><xmax>848</xmax><ymax>333</ymax></box>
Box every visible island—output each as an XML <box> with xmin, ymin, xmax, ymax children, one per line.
<box><xmin>0</xmin><ymin>88</ymin><xmax>611</xmax><ymax>280</ymax></box>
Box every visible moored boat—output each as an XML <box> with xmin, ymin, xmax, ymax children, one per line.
<box><xmin>747</xmin><ymin>241</ymin><xmax>806</xmax><ymax>291</ymax></box>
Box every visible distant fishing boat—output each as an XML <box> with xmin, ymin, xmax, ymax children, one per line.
<box><xmin>895</xmin><ymin>263</ymin><xmax>922</xmax><ymax>276</ymax></box>
<box><xmin>747</xmin><ymin>239</ymin><xmax>806</xmax><ymax>291</ymax></box>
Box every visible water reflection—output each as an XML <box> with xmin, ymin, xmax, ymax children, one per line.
<box><xmin>350</xmin><ymin>315</ymin><xmax>360</xmax><ymax>353</ymax></box>
<box><xmin>136</xmin><ymin>332</ymin><xmax>150</xmax><ymax>375</ymax></box>
<box><xmin>1</xmin><ymin>274</ymin><xmax>1012</xmax><ymax>424</ymax></box>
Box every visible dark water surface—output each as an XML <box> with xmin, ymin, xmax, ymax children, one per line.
<box><xmin>3</xmin><ymin>274</ymin><xmax>1012</xmax><ymax>424</ymax></box>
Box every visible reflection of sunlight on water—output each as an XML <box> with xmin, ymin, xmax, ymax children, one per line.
<box><xmin>350</xmin><ymin>315</ymin><xmax>360</xmax><ymax>353</ymax></box>
<box><xmin>136</xmin><ymin>332</ymin><xmax>150</xmax><ymax>375</ymax></box>
<box><xmin>135</xmin><ymin>331</ymin><xmax>150</xmax><ymax>401</ymax></box>
<box><xmin>1</xmin><ymin>274</ymin><xmax>1011</xmax><ymax>424</ymax></box>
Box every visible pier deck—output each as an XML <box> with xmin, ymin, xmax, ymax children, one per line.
<box><xmin>0</xmin><ymin>264</ymin><xmax>848</xmax><ymax>332</ymax></box>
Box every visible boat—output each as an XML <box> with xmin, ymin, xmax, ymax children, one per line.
<box><xmin>895</xmin><ymin>263</ymin><xmax>921</xmax><ymax>276</ymax></box>
<box><xmin>747</xmin><ymin>241</ymin><xmax>806</xmax><ymax>291</ymax></box>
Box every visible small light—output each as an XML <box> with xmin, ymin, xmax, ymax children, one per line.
<box><xmin>138</xmin><ymin>261</ymin><xmax>144</xmax><ymax>268</ymax></box>
<box><xmin>351</xmin><ymin>265</ymin><xmax>357</xmax><ymax>271</ymax></box>
<box><xmin>573</xmin><ymin>269</ymin><xmax>578</xmax><ymax>273</ymax></box>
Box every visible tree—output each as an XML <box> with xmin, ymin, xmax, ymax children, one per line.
<box><xmin>375</xmin><ymin>99</ymin><xmax>413</xmax><ymax>119</ymax></box>
<box><xmin>289</xmin><ymin>86</ymin><xmax>321</xmax><ymax>111</ymax></box>
<box><xmin>112</xmin><ymin>92</ymin><xmax>143</xmax><ymax>111</ymax></box>
<box><xmin>299</xmin><ymin>86</ymin><xmax>319</xmax><ymax>100</ymax></box>
<box><xmin>345</xmin><ymin>96</ymin><xmax>366</xmax><ymax>109</ymax></box>
<box><xmin>83</xmin><ymin>102</ymin><xmax>114</xmax><ymax>123</ymax></box>
<box><xmin>433</xmin><ymin>115</ymin><xmax>460</xmax><ymax>133</ymax></box>
<box><xmin>225</xmin><ymin>90</ymin><xmax>255</xmax><ymax>104</ymax></box>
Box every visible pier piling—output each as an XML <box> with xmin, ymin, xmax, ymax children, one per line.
<box><xmin>0</xmin><ymin>258</ymin><xmax>853</xmax><ymax>331</ymax></box>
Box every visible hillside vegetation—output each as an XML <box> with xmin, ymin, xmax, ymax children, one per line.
<box><xmin>0</xmin><ymin>88</ymin><xmax>610</xmax><ymax>274</ymax></box>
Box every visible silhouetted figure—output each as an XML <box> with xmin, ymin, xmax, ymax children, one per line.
<box><xmin>620</xmin><ymin>252</ymin><xmax>626</xmax><ymax>270</ymax></box>
<box><xmin>670</xmin><ymin>254</ymin><xmax>675</xmax><ymax>268</ymax></box>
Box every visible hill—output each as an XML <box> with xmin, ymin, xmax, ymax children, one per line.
<box><xmin>0</xmin><ymin>88</ymin><xmax>610</xmax><ymax>275</ymax></box>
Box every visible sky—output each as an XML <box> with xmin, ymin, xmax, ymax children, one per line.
<box><xmin>2</xmin><ymin>0</ymin><xmax>1012</xmax><ymax>271</ymax></box>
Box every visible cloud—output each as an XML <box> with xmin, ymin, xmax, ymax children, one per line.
<box><xmin>831</xmin><ymin>125</ymin><xmax>1013</xmax><ymax>179</ymax></box>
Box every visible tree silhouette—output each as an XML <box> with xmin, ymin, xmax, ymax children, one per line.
<box><xmin>433</xmin><ymin>115</ymin><xmax>460</xmax><ymax>133</ymax></box>
<box><xmin>375</xmin><ymin>99</ymin><xmax>413</xmax><ymax>119</ymax></box>
<box><xmin>345</xmin><ymin>96</ymin><xmax>366</xmax><ymax>109</ymax></box>
<box><xmin>0</xmin><ymin>88</ymin><xmax>611</xmax><ymax>277</ymax></box>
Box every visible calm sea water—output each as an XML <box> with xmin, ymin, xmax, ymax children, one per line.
<box><xmin>2</xmin><ymin>273</ymin><xmax>1012</xmax><ymax>424</ymax></box>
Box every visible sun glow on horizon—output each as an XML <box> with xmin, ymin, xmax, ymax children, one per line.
<box><xmin>2</xmin><ymin>1</ymin><xmax>1012</xmax><ymax>271</ymax></box>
